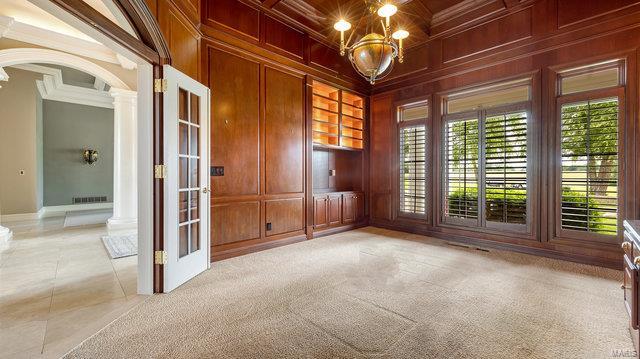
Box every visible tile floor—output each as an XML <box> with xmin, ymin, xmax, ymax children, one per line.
<box><xmin>0</xmin><ymin>217</ymin><xmax>144</xmax><ymax>358</ymax></box>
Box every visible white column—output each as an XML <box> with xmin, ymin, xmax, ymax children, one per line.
<box><xmin>107</xmin><ymin>88</ymin><xmax>138</xmax><ymax>233</ymax></box>
<box><xmin>0</xmin><ymin>206</ymin><xmax>12</xmax><ymax>248</ymax></box>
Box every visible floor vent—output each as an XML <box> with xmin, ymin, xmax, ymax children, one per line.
<box><xmin>447</xmin><ymin>242</ymin><xmax>490</xmax><ymax>252</ymax></box>
<box><xmin>72</xmin><ymin>196</ymin><xmax>108</xmax><ymax>204</ymax></box>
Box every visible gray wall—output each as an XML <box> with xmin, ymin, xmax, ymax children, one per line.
<box><xmin>0</xmin><ymin>68</ymin><xmax>43</xmax><ymax>215</ymax></box>
<box><xmin>43</xmin><ymin>100</ymin><xmax>114</xmax><ymax>206</ymax></box>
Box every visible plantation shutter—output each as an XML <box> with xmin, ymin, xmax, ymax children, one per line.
<box><xmin>400</xmin><ymin>126</ymin><xmax>426</xmax><ymax>214</ymax></box>
<box><xmin>560</xmin><ymin>98</ymin><xmax>619</xmax><ymax>235</ymax></box>
<box><xmin>444</xmin><ymin>119</ymin><xmax>479</xmax><ymax>220</ymax></box>
<box><xmin>399</xmin><ymin>103</ymin><xmax>428</xmax><ymax>216</ymax></box>
<box><xmin>485</xmin><ymin>111</ymin><xmax>528</xmax><ymax>225</ymax></box>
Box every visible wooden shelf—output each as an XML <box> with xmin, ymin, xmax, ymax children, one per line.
<box><xmin>342</xmin><ymin>91</ymin><xmax>364</xmax><ymax>109</ymax></box>
<box><xmin>341</xmin><ymin>137</ymin><xmax>363</xmax><ymax>150</ymax></box>
<box><xmin>341</xmin><ymin>127</ymin><xmax>363</xmax><ymax>140</ymax></box>
<box><xmin>312</xmin><ymin>80</ymin><xmax>365</xmax><ymax>150</ymax></box>
<box><xmin>313</xmin><ymin>143</ymin><xmax>362</xmax><ymax>152</ymax></box>
<box><xmin>313</xmin><ymin>81</ymin><xmax>340</xmax><ymax>100</ymax></box>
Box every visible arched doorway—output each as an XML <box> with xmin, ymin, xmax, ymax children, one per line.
<box><xmin>22</xmin><ymin>0</ymin><xmax>174</xmax><ymax>294</ymax></box>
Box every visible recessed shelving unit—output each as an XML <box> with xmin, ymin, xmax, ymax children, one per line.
<box><xmin>312</xmin><ymin>80</ymin><xmax>365</xmax><ymax>150</ymax></box>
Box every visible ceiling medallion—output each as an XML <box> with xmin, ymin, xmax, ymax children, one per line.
<box><xmin>334</xmin><ymin>1</ymin><xmax>409</xmax><ymax>84</ymax></box>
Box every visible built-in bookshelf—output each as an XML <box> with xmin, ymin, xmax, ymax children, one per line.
<box><xmin>340</xmin><ymin>91</ymin><xmax>364</xmax><ymax>150</ymax></box>
<box><xmin>312</xmin><ymin>81</ymin><xmax>340</xmax><ymax>146</ymax></box>
<box><xmin>312</xmin><ymin>80</ymin><xmax>364</xmax><ymax>150</ymax></box>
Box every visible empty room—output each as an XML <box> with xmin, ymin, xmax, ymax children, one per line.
<box><xmin>1</xmin><ymin>0</ymin><xmax>640</xmax><ymax>358</ymax></box>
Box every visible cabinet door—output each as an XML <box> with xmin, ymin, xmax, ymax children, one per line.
<box><xmin>355</xmin><ymin>192</ymin><xmax>365</xmax><ymax>221</ymax></box>
<box><xmin>328</xmin><ymin>195</ymin><xmax>342</xmax><ymax>226</ymax></box>
<box><xmin>313</xmin><ymin>196</ymin><xmax>328</xmax><ymax>229</ymax></box>
<box><xmin>342</xmin><ymin>194</ymin><xmax>355</xmax><ymax>223</ymax></box>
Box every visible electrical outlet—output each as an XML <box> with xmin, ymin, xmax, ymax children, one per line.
<box><xmin>210</xmin><ymin>166</ymin><xmax>224</xmax><ymax>176</ymax></box>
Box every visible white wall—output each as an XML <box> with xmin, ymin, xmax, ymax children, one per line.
<box><xmin>0</xmin><ymin>68</ymin><xmax>42</xmax><ymax>215</ymax></box>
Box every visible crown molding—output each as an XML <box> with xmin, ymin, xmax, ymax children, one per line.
<box><xmin>0</xmin><ymin>15</ymin><xmax>135</xmax><ymax>70</ymax></box>
<box><xmin>11</xmin><ymin>64</ymin><xmax>114</xmax><ymax>108</ymax></box>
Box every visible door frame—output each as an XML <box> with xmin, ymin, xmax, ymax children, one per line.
<box><xmin>30</xmin><ymin>0</ymin><xmax>173</xmax><ymax>293</ymax></box>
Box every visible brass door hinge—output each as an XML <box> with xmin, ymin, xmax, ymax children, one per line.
<box><xmin>154</xmin><ymin>250</ymin><xmax>167</xmax><ymax>265</ymax></box>
<box><xmin>154</xmin><ymin>164</ymin><xmax>166</xmax><ymax>179</ymax></box>
<box><xmin>154</xmin><ymin>78</ymin><xmax>167</xmax><ymax>93</ymax></box>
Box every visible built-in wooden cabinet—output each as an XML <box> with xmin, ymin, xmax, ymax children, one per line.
<box><xmin>312</xmin><ymin>80</ymin><xmax>364</xmax><ymax>150</ymax></box>
<box><xmin>328</xmin><ymin>194</ymin><xmax>342</xmax><ymax>226</ymax></box>
<box><xmin>313</xmin><ymin>192</ymin><xmax>365</xmax><ymax>229</ymax></box>
<box><xmin>310</xmin><ymin>77</ymin><xmax>368</xmax><ymax>236</ymax></box>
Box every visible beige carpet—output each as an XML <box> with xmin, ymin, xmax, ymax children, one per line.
<box><xmin>65</xmin><ymin>227</ymin><xmax>633</xmax><ymax>358</ymax></box>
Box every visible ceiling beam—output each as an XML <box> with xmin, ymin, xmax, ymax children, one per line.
<box><xmin>262</xmin><ymin>0</ymin><xmax>282</xmax><ymax>9</ymax></box>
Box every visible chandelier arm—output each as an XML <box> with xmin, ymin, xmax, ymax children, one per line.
<box><xmin>345</xmin><ymin>3</ymin><xmax>371</xmax><ymax>49</ymax></box>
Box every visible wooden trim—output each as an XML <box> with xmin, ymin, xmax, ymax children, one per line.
<box><xmin>48</xmin><ymin>0</ymin><xmax>166</xmax><ymax>64</ymax></box>
<box><xmin>371</xmin><ymin>220</ymin><xmax>621</xmax><ymax>269</ymax></box>
<box><xmin>312</xmin><ymin>220</ymin><xmax>369</xmax><ymax>238</ymax></box>
<box><xmin>212</xmin><ymin>233</ymin><xmax>308</xmax><ymax>261</ymax></box>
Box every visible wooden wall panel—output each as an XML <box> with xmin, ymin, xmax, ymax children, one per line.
<box><xmin>205</xmin><ymin>0</ymin><xmax>260</xmax><ymax>40</ymax></box>
<box><xmin>209</xmin><ymin>48</ymin><xmax>260</xmax><ymax>196</ymax></box>
<box><xmin>309</xmin><ymin>38</ymin><xmax>340</xmax><ymax>76</ymax></box>
<box><xmin>158</xmin><ymin>0</ymin><xmax>200</xmax><ymax>79</ymax></box>
<box><xmin>558</xmin><ymin>0</ymin><xmax>640</xmax><ymax>28</ymax></box>
<box><xmin>265</xmin><ymin>198</ymin><xmax>304</xmax><ymax>236</ymax></box>
<box><xmin>369</xmin><ymin>94</ymin><xmax>394</xmax><ymax>221</ymax></box>
<box><xmin>442</xmin><ymin>8</ymin><xmax>532</xmax><ymax>63</ymax></box>
<box><xmin>212</xmin><ymin>201</ymin><xmax>261</xmax><ymax>245</ymax></box>
<box><xmin>265</xmin><ymin>67</ymin><xmax>304</xmax><ymax>195</ymax></box>
<box><xmin>264</xmin><ymin>15</ymin><xmax>305</xmax><ymax>59</ymax></box>
<box><xmin>368</xmin><ymin>0</ymin><xmax>640</xmax><ymax>268</ymax></box>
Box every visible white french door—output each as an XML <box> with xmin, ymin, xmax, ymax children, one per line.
<box><xmin>163</xmin><ymin>65</ymin><xmax>210</xmax><ymax>292</ymax></box>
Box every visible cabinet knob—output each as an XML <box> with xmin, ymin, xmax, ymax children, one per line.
<box><xmin>622</xmin><ymin>241</ymin><xmax>632</xmax><ymax>251</ymax></box>
<box><xmin>634</xmin><ymin>256</ymin><xmax>640</xmax><ymax>267</ymax></box>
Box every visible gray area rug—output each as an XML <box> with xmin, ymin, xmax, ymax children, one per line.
<box><xmin>67</xmin><ymin>227</ymin><xmax>632</xmax><ymax>358</ymax></box>
<box><xmin>101</xmin><ymin>233</ymin><xmax>137</xmax><ymax>259</ymax></box>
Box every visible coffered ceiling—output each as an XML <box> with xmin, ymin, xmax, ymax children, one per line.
<box><xmin>259</xmin><ymin>0</ymin><xmax>468</xmax><ymax>48</ymax></box>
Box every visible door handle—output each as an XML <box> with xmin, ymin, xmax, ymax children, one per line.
<box><xmin>202</xmin><ymin>187</ymin><xmax>209</xmax><ymax>194</ymax></box>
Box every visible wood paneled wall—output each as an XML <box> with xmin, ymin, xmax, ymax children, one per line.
<box><xmin>370</xmin><ymin>0</ymin><xmax>640</xmax><ymax>268</ymax></box>
<box><xmin>205</xmin><ymin>44</ymin><xmax>307</xmax><ymax>259</ymax></box>
<box><xmin>144</xmin><ymin>0</ymin><xmax>368</xmax><ymax>259</ymax></box>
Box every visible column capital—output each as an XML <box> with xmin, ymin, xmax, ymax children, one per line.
<box><xmin>109</xmin><ymin>87</ymin><xmax>137</xmax><ymax>101</ymax></box>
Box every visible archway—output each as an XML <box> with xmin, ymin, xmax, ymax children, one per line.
<box><xmin>0</xmin><ymin>47</ymin><xmax>140</xmax><ymax>285</ymax></box>
<box><xmin>0</xmin><ymin>48</ymin><xmax>130</xmax><ymax>90</ymax></box>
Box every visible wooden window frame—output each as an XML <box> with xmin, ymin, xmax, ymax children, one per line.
<box><xmin>440</xmin><ymin>93</ymin><xmax>533</xmax><ymax>234</ymax></box>
<box><xmin>554</xmin><ymin>86</ymin><xmax>625</xmax><ymax>243</ymax></box>
<box><xmin>397</xmin><ymin>101</ymin><xmax>429</xmax><ymax>220</ymax></box>
<box><xmin>557</xmin><ymin>59</ymin><xmax>626</xmax><ymax>96</ymax></box>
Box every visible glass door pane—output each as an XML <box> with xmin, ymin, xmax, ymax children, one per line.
<box><xmin>178</xmin><ymin>87</ymin><xmax>202</xmax><ymax>258</ymax></box>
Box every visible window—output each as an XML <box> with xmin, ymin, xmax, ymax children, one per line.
<box><xmin>445</xmin><ymin>118</ymin><xmax>479</xmax><ymax>220</ymax></box>
<box><xmin>442</xmin><ymin>80</ymin><xmax>531</xmax><ymax>231</ymax></box>
<box><xmin>560</xmin><ymin>98</ymin><xmax>619</xmax><ymax>235</ymax></box>
<box><xmin>398</xmin><ymin>102</ymin><xmax>428</xmax><ymax>216</ymax></box>
<box><xmin>556</xmin><ymin>60</ymin><xmax>623</xmax><ymax>238</ymax></box>
<box><xmin>485</xmin><ymin>111</ymin><xmax>528</xmax><ymax>224</ymax></box>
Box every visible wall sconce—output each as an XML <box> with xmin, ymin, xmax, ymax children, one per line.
<box><xmin>83</xmin><ymin>148</ymin><xmax>99</xmax><ymax>165</ymax></box>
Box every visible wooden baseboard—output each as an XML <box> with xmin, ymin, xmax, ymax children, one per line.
<box><xmin>211</xmin><ymin>233</ymin><xmax>308</xmax><ymax>261</ymax></box>
<box><xmin>370</xmin><ymin>221</ymin><xmax>622</xmax><ymax>270</ymax></box>
<box><xmin>312</xmin><ymin>220</ymin><xmax>369</xmax><ymax>238</ymax></box>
